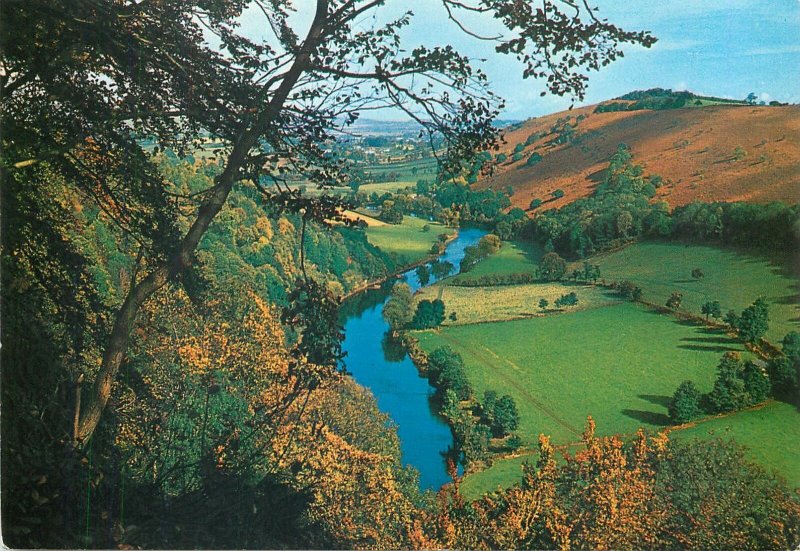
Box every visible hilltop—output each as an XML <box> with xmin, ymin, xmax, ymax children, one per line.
<box><xmin>478</xmin><ymin>91</ymin><xmax>800</xmax><ymax>210</ymax></box>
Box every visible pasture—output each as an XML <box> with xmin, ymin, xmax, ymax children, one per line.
<box><xmin>463</xmin><ymin>400</ymin><xmax>800</xmax><ymax>499</ymax></box>
<box><xmin>365</xmin><ymin>215</ymin><xmax>453</xmax><ymax>265</ymax></box>
<box><xmin>592</xmin><ymin>242</ymin><xmax>799</xmax><ymax>343</ymax></box>
<box><xmin>450</xmin><ymin>241</ymin><xmax>542</xmax><ymax>284</ymax></box>
<box><xmin>672</xmin><ymin>400</ymin><xmax>800</xmax><ymax>488</ymax></box>
<box><xmin>414</xmin><ymin>302</ymin><xmax>746</xmax><ymax>446</ymax></box>
<box><xmin>415</xmin><ymin>283</ymin><xmax>616</xmax><ymax>326</ymax></box>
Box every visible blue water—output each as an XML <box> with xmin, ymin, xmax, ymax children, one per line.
<box><xmin>339</xmin><ymin>228</ymin><xmax>486</xmax><ymax>489</ymax></box>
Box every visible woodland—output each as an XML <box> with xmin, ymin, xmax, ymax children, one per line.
<box><xmin>2</xmin><ymin>1</ymin><xmax>799</xmax><ymax>549</ymax></box>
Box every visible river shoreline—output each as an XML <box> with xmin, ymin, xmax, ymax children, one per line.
<box><xmin>340</xmin><ymin>229</ymin><xmax>460</xmax><ymax>301</ymax></box>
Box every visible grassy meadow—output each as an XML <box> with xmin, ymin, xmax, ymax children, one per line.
<box><xmin>671</xmin><ymin>401</ymin><xmax>800</xmax><ymax>488</ymax></box>
<box><xmin>450</xmin><ymin>241</ymin><xmax>542</xmax><ymax>284</ymax></box>
<box><xmin>364</xmin><ymin>215</ymin><xmax>453</xmax><ymax>265</ymax></box>
<box><xmin>415</xmin><ymin>283</ymin><xmax>616</xmax><ymax>326</ymax></box>
<box><xmin>591</xmin><ymin>242</ymin><xmax>799</xmax><ymax>343</ymax></box>
<box><xmin>415</xmin><ymin>302</ymin><xmax>745</xmax><ymax>446</ymax></box>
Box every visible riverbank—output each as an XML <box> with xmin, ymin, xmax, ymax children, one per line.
<box><xmin>341</xmin><ymin>229</ymin><xmax>459</xmax><ymax>301</ymax></box>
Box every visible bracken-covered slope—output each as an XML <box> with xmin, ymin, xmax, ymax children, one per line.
<box><xmin>478</xmin><ymin>102</ymin><xmax>800</xmax><ymax>210</ymax></box>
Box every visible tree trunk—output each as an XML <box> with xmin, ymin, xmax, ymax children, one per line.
<box><xmin>75</xmin><ymin>0</ymin><xmax>331</xmax><ymax>443</ymax></box>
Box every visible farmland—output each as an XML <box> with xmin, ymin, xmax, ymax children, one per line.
<box><xmin>450</xmin><ymin>241</ymin><xmax>542</xmax><ymax>284</ymax></box>
<box><xmin>364</xmin><ymin>215</ymin><xmax>453</xmax><ymax>265</ymax></box>
<box><xmin>414</xmin><ymin>283</ymin><xmax>615</xmax><ymax>326</ymax></box>
<box><xmin>415</xmin><ymin>302</ymin><xmax>745</xmax><ymax>446</ymax></box>
<box><xmin>463</xmin><ymin>400</ymin><xmax>800</xmax><ymax>499</ymax></box>
<box><xmin>592</xmin><ymin>241</ymin><xmax>799</xmax><ymax>343</ymax></box>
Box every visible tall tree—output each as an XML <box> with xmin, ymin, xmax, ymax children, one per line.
<box><xmin>2</xmin><ymin>0</ymin><xmax>656</xmax><ymax>445</ymax></box>
<box><xmin>738</xmin><ymin>296</ymin><xmax>769</xmax><ymax>344</ymax></box>
<box><xmin>383</xmin><ymin>282</ymin><xmax>414</xmax><ymax>332</ymax></box>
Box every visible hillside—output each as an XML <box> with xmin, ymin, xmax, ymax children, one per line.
<box><xmin>478</xmin><ymin>101</ymin><xmax>800</xmax><ymax>210</ymax></box>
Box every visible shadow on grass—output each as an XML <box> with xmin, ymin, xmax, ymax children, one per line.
<box><xmin>638</xmin><ymin>394</ymin><xmax>672</xmax><ymax>408</ymax></box>
<box><xmin>682</xmin><ymin>336</ymin><xmax>739</xmax><ymax>345</ymax></box>
<box><xmin>622</xmin><ymin>409</ymin><xmax>671</xmax><ymax>426</ymax></box>
<box><xmin>678</xmin><ymin>344</ymin><xmax>741</xmax><ymax>353</ymax></box>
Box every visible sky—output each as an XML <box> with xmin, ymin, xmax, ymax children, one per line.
<box><xmin>238</xmin><ymin>0</ymin><xmax>800</xmax><ymax>121</ymax></box>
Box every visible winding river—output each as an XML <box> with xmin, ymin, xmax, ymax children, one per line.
<box><xmin>339</xmin><ymin>228</ymin><xmax>487</xmax><ymax>490</ymax></box>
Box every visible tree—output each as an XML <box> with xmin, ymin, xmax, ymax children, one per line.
<box><xmin>666</xmin><ymin>292</ymin><xmax>683</xmax><ymax>310</ymax></box>
<box><xmin>701</xmin><ymin>300</ymin><xmax>722</xmax><ymax>320</ymax></box>
<box><xmin>554</xmin><ymin>292</ymin><xmax>578</xmax><ymax>308</ymax></box>
<box><xmin>668</xmin><ymin>380</ymin><xmax>702</xmax><ymax>424</ymax></box>
<box><xmin>539</xmin><ymin>298</ymin><xmax>549</xmax><ymax>311</ymax></box>
<box><xmin>746</xmin><ymin>92</ymin><xmax>758</xmax><ymax>105</ymax></box>
<box><xmin>742</xmin><ymin>361</ymin><xmax>770</xmax><ymax>405</ymax></box>
<box><xmin>707</xmin><ymin>352</ymin><xmax>748</xmax><ymax>413</ymax></box>
<box><xmin>529</xmin><ymin>198</ymin><xmax>543</xmax><ymax>210</ymax></box>
<box><xmin>551</xmin><ymin>189</ymin><xmax>565</xmax><ymax>199</ymax></box>
<box><xmin>526</xmin><ymin>152</ymin><xmax>543</xmax><ymax>167</ymax></box>
<box><xmin>737</xmin><ymin>297</ymin><xmax>769</xmax><ymax>344</ymax></box>
<box><xmin>539</xmin><ymin>252</ymin><xmax>567</xmax><ymax>281</ymax></box>
<box><xmin>431</xmin><ymin>260</ymin><xmax>454</xmax><ymax>280</ymax></box>
<box><xmin>724</xmin><ymin>309</ymin><xmax>740</xmax><ymax>329</ymax></box>
<box><xmin>769</xmin><ymin>332</ymin><xmax>800</xmax><ymax>400</ymax></box>
<box><xmin>427</xmin><ymin>346</ymin><xmax>471</xmax><ymax>400</ymax></box>
<box><xmin>2</xmin><ymin>0</ymin><xmax>659</xmax><ymax>544</ymax></box>
<box><xmin>691</xmin><ymin>268</ymin><xmax>705</xmax><ymax>279</ymax></box>
<box><xmin>492</xmin><ymin>395</ymin><xmax>520</xmax><ymax>436</ymax></box>
<box><xmin>411</xmin><ymin>299</ymin><xmax>446</xmax><ymax>329</ymax></box>
<box><xmin>416</xmin><ymin>265</ymin><xmax>431</xmax><ymax>286</ymax></box>
<box><xmin>383</xmin><ymin>282</ymin><xmax>414</xmax><ymax>332</ymax></box>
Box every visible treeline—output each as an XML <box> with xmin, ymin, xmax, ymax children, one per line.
<box><xmin>188</xmin><ymin>165</ymin><xmax>398</xmax><ymax>304</ymax></box>
<box><xmin>413</xmin><ymin>422</ymin><xmax>800</xmax><ymax>550</ymax></box>
<box><xmin>594</xmin><ymin>88</ymin><xmax>749</xmax><ymax>113</ymax></box>
<box><xmin>525</xmin><ymin>144</ymin><xmax>800</xmax><ymax>258</ymax></box>
<box><xmin>1</xmin><ymin>155</ymin><xmax>422</xmax><ymax>549</ymax></box>
<box><xmin>423</xmin><ymin>346</ymin><xmax>521</xmax><ymax>467</ymax></box>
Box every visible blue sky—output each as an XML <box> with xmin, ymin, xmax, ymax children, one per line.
<box><xmin>240</xmin><ymin>1</ymin><xmax>800</xmax><ymax>120</ymax></box>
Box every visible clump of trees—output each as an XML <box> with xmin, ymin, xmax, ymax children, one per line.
<box><xmin>480</xmin><ymin>391</ymin><xmax>520</xmax><ymax>436</ymax></box>
<box><xmin>669</xmin><ymin>351</ymin><xmax>772</xmax><ymax>423</ymax></box>
<box><xmin>426</xmin><ymin>346</ymin><xmax>472</xmax><ymax>401</ymax></box>
<box><xmin>411</xmin><ymin>299</ymin><xmax>446</xmax><ymax>329</ymax></box>
<box><xmin>383</xmin><ymin>282</ymin><xmax>414</xmax><ymax>332</ymax></box>
<box><xmin>554</xmin><ymin>292</ymin><xmax>579</xmax><ymax>308</ymax></box>
<box><xmin>460</xmin><ymin>234</ymin><xmax>501</xmax><ymax>273</ymax></box>
<box><xmin>615</xmin><ymin>280</ymin><xmax>643</xmax><ymax>301</ymax></box>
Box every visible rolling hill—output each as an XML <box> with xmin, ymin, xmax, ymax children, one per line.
<box><xmin>478</xmin><ymin>97</ymin><xmax>800</xmax><ymax>211</ymax></box>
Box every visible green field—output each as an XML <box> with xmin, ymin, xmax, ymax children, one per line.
<box><xmin>365</xmin><ymin>216</ymin><xmax>453</xmax><ymax>265</ymax></box>
<box><xmin>415</xmin><ymin>302</ymin><xmax>748</xmax><ymax>445</ymax></box>
<box><xmin>672</xmin><ymin>401</ymin><xmax>800</xmax><ymax>488</ymax></box>
<box><xmin>592</xmin><ymin>242</ymin><xmax>799</xmax><ymax>343</ymax></box>
<box><xmin>416</xmin><ymin>283</ymin><xmax>616</xmax><ymax>326</ymax></box>
<box><xmin>463</xmin><ymin>400</ymin><xmax>800</xmax><ymax>499</ymax></box>
<box><xmin>450</xmin><ymin>241</ymin><xmax>542</xmax><ymax>284</ymax></box>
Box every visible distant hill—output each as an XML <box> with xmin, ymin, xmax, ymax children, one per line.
<box><xmin>479</xmin><ymin>94</ymin><xmax>800</xmax><ymax>210</ymax></box>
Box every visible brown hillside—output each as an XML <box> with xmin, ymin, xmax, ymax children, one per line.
<box><xmin>479</xmin><ymin>104</ymin><xmax>800</xmax><ymax>211</ymax></box>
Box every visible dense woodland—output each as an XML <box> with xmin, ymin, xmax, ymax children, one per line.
<box><xmin>2</xmin><ymin>0</ymin><xmax>800</xmax><ymax>549</ymax></box>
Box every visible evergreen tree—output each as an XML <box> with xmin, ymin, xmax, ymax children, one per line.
<box><xmin>742</xmin><ymin>361</ymin><xmax>771</xmax><ymax>405</ymax></box>
<box><xmin>707</xmin><ymin>352</ymin><xmax>748</xmax><ymax>413</ymax></box>
<box><xmin>668</xmin><ymin>380</ymin><xmax>703</xmax><ymax>424</ymax></box>
<box><xmin>738</xmin><ymin>297</ymin><xmax>769</xmax><ymax>344</ymax></box>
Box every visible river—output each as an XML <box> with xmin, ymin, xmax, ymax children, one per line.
<box><xmin>339</xmin><ymin>228</ymin><xmax>487</xmax><ymax>490</ymax></box>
